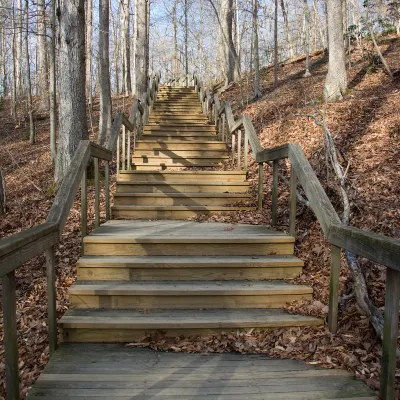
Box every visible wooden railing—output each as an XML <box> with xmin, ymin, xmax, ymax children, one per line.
<box><xmin>0</xmin><ymin>72</ymin><xmax>160</xmax><ymax>400</ymax></box>
<box><xmin>193</xmin><ymin>74</ymin><xmax>400</xmax><ymax>400</ymax></box>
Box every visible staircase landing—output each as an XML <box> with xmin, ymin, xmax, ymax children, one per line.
<box><xmin>26</xmin><ymin>344</ymin><xmax>377</xmax><ymax>399</ymax></box>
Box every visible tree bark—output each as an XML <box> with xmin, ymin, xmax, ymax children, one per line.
<box><xmin>134</xmin><ymin>0</ymin><xmax>148</xmax><ymax>98</ymax></box>
<box><xmin>86</xmin><ymin>0</ymin><xmax>93</xmax><ymax>106</ymax></box>
<box><xmin>172</xmin><ymin>0</ymin><xmax>179</xmax><ymax>76</ymax></box>
<box><xmin>324</xmin><ymin>0</ymin><xmax>347</xmax><ymax>102</ymax></box>
<box><xmin>304</xmin><ymin>0</ymin><xmax>311</xmax><ymax>77</ymax></box>
<box><xmin>253</xmin><ymin>0</ymin><xmax>261</xmax><ymax>98</ymax></box>
<box><xmin>55</xmin><ymin>0</ymin><xmax>87</xmax><ymax>184</ymax></box>
<box><xmin>0</xmin><ymin>169</ymin><xmax>6</xmax><ymax>215</ymax></box>
<box><xmin>25</xmin><ymin>0</ymin><xmax>35</xmax><ymax>144</ymax></box>
<box><xmin>280</xmin><ymin>0</ymin><xmax>294</xmax><ymax>59</ymax></box>
<box><xmin>98</xmin><ymin>0</ymin><xmax>112</xmax><ymax>146</ymax></box>
<box><xmin>122</xmin><ymin>0</ymin><xmax>132</xmax><ymax>95</ymax></box>
<box><xmin>49</xmin><ymin>0</ymin><xmax>57</xmax><ymax>160</ymax></box>
<box><xmin>274</xmin><ymin>0</ymin><xmax>278</xmax><ymax>88</ymax></box>
<box><xmin>37</xmin><ymin>0</ymin><xmax>49</xmax><ymax>111</ymax></box>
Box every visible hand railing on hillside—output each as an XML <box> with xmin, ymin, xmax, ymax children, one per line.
<box><xmin>193</xmin><ymin>74</ymin><xmax>400</xmax><ymax>400</ymax></box>
<box><xmin>166</xmin><ymin>74</ymin><xmax>194</xmax><ymax>87</ymax></box>
<box><xmin>0</xmin><ymin>72</ymin><xmax>160</xmax><ymax>400</ymax></box>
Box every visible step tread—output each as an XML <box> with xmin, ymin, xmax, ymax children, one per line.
<box><xmin>136</xmin><ymin>140</ymin><xmax>224</xmax><ymax>144</ymax></box>
<box><xmin>69</xmin><ymin>280</ymin><xmax>313</xmax><ymax>295</ymax></box>
<box><xmin>59</xmin><ymin>308</ymin><xmax>322</xmax><ymax>328</ymax></box>
<box><xmin>113</xmin><ymin>193</ymin><xmax>252</xmax><ymax>198</ymax></box>
<box><xmin>117</xmin><ymin>180</ymin><xmax>249</xmax><ymax>185</ymax></box>
<box><xmin>78</xmin><ymin>255</ymin><xmax>304</xmax><ymax>268</ymax></box>
<box><xmin>118</xmin><ymin>170</ymin><xmax>247</xmax><ymax>175</ymax></box>
<box><xmin>111</xmin><ymin>205</ymin><xmax>255</xmax><ymax>211</ymax></box>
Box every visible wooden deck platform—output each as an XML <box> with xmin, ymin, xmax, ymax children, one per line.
<box><xmin>26</xmin><ymin>344</ymin><xmax>377</xmax><ymax>399</ymax></box>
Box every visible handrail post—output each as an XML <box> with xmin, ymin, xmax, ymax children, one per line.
<box><xmin>271</xmin><ymin>160</ymin><xmax>278</xmax><ymax>226</ymax></box>
<box><xmin>328</xmin><ymin>245</ymin><xmax>341</xmax><ymax>334</ymax></box>
<box><xmin>258</xmin><ymin>162</ymin><xmax>263</xmax><ymax>211</ymax></box>
<box><xmin>94</xmin><ymin>157</ymin><xmax>100</xmax><ymax>228</ymax></box>
<box><xmin>122</xmin><ymin>125</ymin><xmax>126</xmax><ymax>171</ymax></box>
<box><xmin>45</xmin><ymin>245</ymin><xmax>57</xmax><ymax>355</ymax></box>
<box><xmin>105</xmin><ymin>161</ymin><xmax>110</xmax><ymax>221</ymax></box>
<box><xmin>116</xmin><ymin>134</ymin><xmax>120</xmax><ymax>179</ymax></box>
<box><xmin>221</xmin><ymin>114</ymin><xmax>226</xmax><ymax>143</ymax></box>
<box><xmin>237</xmin><ymin>130</ymin><xmax>242</xmax><ymax>170</ymax></box>
<box><xmin>380</xmin><ymin>267</ymin><xmax>400</xmax><ymax>400</ymax></box>
<box><xmin>127</xmin><ymin>126</ymin><xmax>131</xmax><ymax>171</ymax></box>
<box><xmin>289</xmin><ymin>165</ymin><xmax>297</xmax><ymax>236</ymax></box>
<box><xmin>231</xmin><ymin>132</ymin><xmax>236</xmax><ymax>162</ymax></box>
<box><xmin>81</xmin><ymin>167</ymin><xmax>87</xmax><ymax>240</ymax></box>
<box><xmin>2</xmin><ymin>270</ymin><xmax>20</xmax><ymax>400</ymax></box>
<box><xmin>244</xmin><ymin>132</ymin><xmax>249</xmax><ymax>171</ymax></box>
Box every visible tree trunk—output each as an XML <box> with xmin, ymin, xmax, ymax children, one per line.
<box><xmin>16</xmin><ymin>0</ymin><xmax>23</xmax><ymax>96</ymax></box>
<box><xmin>11</xmin><ymin>1</ymin><xmax>17</xmax><ymax>121</ymax></box>
<box><xmin>185</xmin><ymin>0</ymin><xmax>189</xmax><ymax>83</ymax></box>
<box><xmin>280</xmin><ymin>0</ymin><xmax>294</xmax><ymax>59</ymax></box>
<box><xmin>134</xmin><ymin>0</ymin><xmax>148</xmax><ymax>98</ymax></box>
<box><xmin>49</xmin><ymin>0</ymin><xmax>57</xmax><ymax>160</ymax></box>
<box><xmin>86</xmin><ymin>0</ymin><xmax>93</xmax><ymax>106</ymax></box>
<box><xmin>25</xmin><ymin>0</ymin><xmax>35</xmax><ymax>144</ymax></box>
<box><xmin>324</xmin><ymin>0</ymin><xmax>347</xmax><ymax>102</ymax></box>
<box><xmin>98</xmin><ymin>0</ymin><xmax>112</xmax><ymax>146</ymax></box>
<box><xmin>253</xmin><ymin>0</ymin><xmax>261</xmax><ymax>98</ymax></box>
<box><xmin>37</xmin><ymin>0</ymin><xmax>49</xmax><ymax>111</ymax></box>
<box><xmin>220</xmin><ymin>0</ymin><xmax>240</xmax><ymax>86</ymax></box>
<box><xmin>172</xmin><ymin>0</ymin><xmax>179</xmax><ymax>75</ymax></box>
<box><xmin>123</xmin><ymin>0</ymin><xmax>132</xmax><ymax>95</ymax></box>
<box><xmin>0</xmin><ymin>169</ymin><xmax>6</xmax><ymax>215</ymax></box>
<box><xmin>274</xmin><ymin>0</ymin><xmax>278</xmax><ymax>88</ymax></box>
<box><xmin>55</xmin><ymin>0</ymin><xmax>88</xmax><ymax>184</ymax></box>
<box><xmin>304</xmin><ymin>0</ymin><xmax>311</xmax><ymax>77</ymax></box>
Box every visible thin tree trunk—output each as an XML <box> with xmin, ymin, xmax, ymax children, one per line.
<box><xmin>274</xmin><ymin>0</ymin><xmax>278</xmax><ymax>88</ymax></box>
<box><xmin>185</xmin><ymin>0</ymin><xmax>188</xmax><ymax>83</ymax></box>
<box><xmin>86</xmin><ymin>0</ymin><xmax>93</xmax><ymax>107</ymax></box>
<box><xmin>11</xmin><ymin>1</ymin><xmax>17</xmax><ymax>121</ymax></box>
<box><xmin>98</xmin><ymin>0</ymin><xmax>112</xmax><ymax>146</ymax></box>
<box><xmin>25</xmin><ymin>0</ymin><xmax>35</xmax><ymax>144</ymax></box>
<box><xmin>304</xmin><ymin>0</ymin><xmax>311</xmax><ymax>77</ymax></box>
<box><xmin>123</xmin><ymin>0</ymin><xmax>132</xmax><ymax>95</ymax></box>
<box><xmin>172</xmin><ymin>0</ymin><xmax>179</xmax><ymax>75</ymax></box>
<box><xmin>253</xmin><ymin>0</ymin><xmax>261</xmax><ymax>98</ymax></box>
<box><xmin>55</xmin><ymin>0</ymin><xmax>88</xmax><ymax>184</ymax></box>
<box><xmin>134</xmin><ymin>0</ymin><xmax>148</xmax><ymax>98</ymax></box>
<box><xmin>37</xmin><ymin>0</ymin><xmax>49</xmax><ymax>111</ymax></box>
<box><xmin>280</xmin><ymin>0</ymin><xmax>294</xmax><ymax>58</ymax></box>
<box><xmin>49</xmin><ymin>0</ymin><xmax>57</xmax><ymax>160</ymax></box>
<box><xmin>16</xmin><ymin>0</ymin><xmax>23</xmax><ymax>96</ymax></box>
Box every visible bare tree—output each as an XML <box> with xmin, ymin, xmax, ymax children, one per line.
<box><xmin>304</xmin><ymin>0</ymin><xmax>311</xmax><ymax>77</ymax></box>
<box><xmin>253</xmin><ymin>0</ymin><xmax>261</xmax><ymax>98</ymax></box>
<box><xmin>55</xmin><ymin>0</ymin><xmax>88</xmax><ymax>184</ymax></box>
<box><xmin>324</xmin><ymin>0</ymin><xmax>347</xmax><ymax>101</ymax></box>
<box><xmin>134</xmin><ymin>0</ymin><xmax>149</xmax><ymax>98</ymax></box>
<box><xmin>274</xmin><ymin>0</ymin><xmax>278</xmax><ymax>87</ymax></box>
<box><xmin>49</xmin><ymin>0</ymin><xmax>57</xmax><ymax>160</ymax></box>
<box><xmin>98</xmin><ymin>0</ymin><xmax>112</xmax><ymax>146</ymax></box>
<box><xmin>280</xmin><ymin>0</ymin><xmax>294</xmax><ymax>58</ymax></box>
<box><xmin>86</xmin><ymin>0</ymin><xmax>93</xmax><ymax>106</ymax></box>
<box><xmin>25</xmin><ymin>0</ymin><xmax>35</xmax><ymax>143</ymax></box>
<box><xmin>37</xmin><ymin>0</ymin><xmax>49</xmax><ymax>111</ymax></box>
<box><xmin>122</xmin><ymin>0</ymin><xmax>132</xmax><ymax>95</ymax></box>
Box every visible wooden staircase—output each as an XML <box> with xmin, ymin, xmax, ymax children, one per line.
<box><xmin>59</xmin><ymin>86</ymin><xmax>321</xmax><ymax>343</ymax></box>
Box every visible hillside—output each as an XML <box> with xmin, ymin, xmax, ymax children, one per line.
<box><xmin>0</xmin><ymin>37</ymin><xmax>399</xmax><ymax>397</ymax></box>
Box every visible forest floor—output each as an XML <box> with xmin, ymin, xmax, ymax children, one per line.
<box><xmin>0</xmin><ymin>37</ymin><xmax>399</xmax><ymax>398</ymax></box>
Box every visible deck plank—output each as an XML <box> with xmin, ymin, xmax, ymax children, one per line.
<box><xmin>26</xmin><ymin>344</ymin><xmax>376</xmax><ymax>400</ymax></box>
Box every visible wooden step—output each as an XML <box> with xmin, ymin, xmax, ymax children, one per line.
<box><xmin>60</xmin><ymin>308</ymin><xmax>322</xmax><ymax>342</ymax></box>
<box><xmin>116</xmin><ymin>180</ymin><xmax>249</xmax><ymax>193</ymax></box>
<box><xmin>133</xmin><ymin>150</ymin><xmax>227</xmax><ymax>158</ymax></box>
<box><xmin>111</xmin><ymin>205</ymin><xmax>254</xmax><ymax>219</ymax></box>
<box><xmin>83</xmin><ymin>220</ymin><xmax>294</xmax><ymax>256</ymax></box>
<box><xmin>131</xmin><ymin>155</ymin><xmax>229</xmax><ymax>166</ymax></box>
<box><xmin>69</xmin><ymin>280</ymin><xmax>313</xmax><ymax>310</ymax></box>
<box><xmin>135</xmin><ymin>140</ymin><xmax>226</xmax><ymax>151</ymax></box>
<box><xmin>144</xmin><ymin>125</ymin><xmax>216</xmax><ymax>132</ymax></box>
<box><xmin>113</xmin><ymin>193</ymin><xmax>252</xmax><ymax>206</ymax></box>
<box><xmin>130</xmin><ymin>163</ymin><xmax>222</xmax><ymax>170</ymax></box>
<box><xmin>117</xmin><ymin>170</ymin><xmax>247</xmax><ymax>182</ymax></box>
<box><xmin>77</xmin><ymin>255</ymin><xmax>304</xmax><ymax>281</ymax></box>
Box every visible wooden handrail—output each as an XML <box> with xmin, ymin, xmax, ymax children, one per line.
<box><xmin>193</xmin><ymin>73</ymin><xmax>400</xmax><ymax>400</ymax></box>
<box><xmin>0</xmin><ymin>72</ymin><xmax>161</xmax><ymax>400</ymax></box>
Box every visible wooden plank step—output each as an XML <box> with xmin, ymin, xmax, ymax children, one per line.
<box><xmin>131</xmin><ymin>155</ymin><xmax>229</xmax><ymax>163</ymax></box>
<box><xmin>115</xmin><ymin>181</ymin><xmax>250</xmax><ymax>193</ymax></box>
<box><xmin>113</xmin><ymin>192</ymin><xmax>252</xmax><ymax>206</ymax></box>
<box><xmin>111</xmin><ymin>205</ymin><xmax>255</xmax><ymax>219</ymax></box>
<box><xmin>133</xmin><ymin>150</ymin><xmax>227</xmax><ymax>158</ymax></box>
<box><xmin>83</xmin><ymin>220</ymin><xmax>294</xmax><ymax>256</ymax></box>
<box><xmin>59</xmin><ymin>309</ymin><xmax>322</xmax><ymax>342</ymax></box>
<box><xmin>130</xmin><ymin>163</ymin><xmax>222</xmax><ymax>170</ymax></box>
<box><xmin>77</xmin><ymin>255</ymin><xmax>304</xmax><ymax>281</ymax></box>
<box><xmin>135</xmin><ymin>140</ymin><xmax>226</xmax><ymax>150</ymax></box>
<box><xmin>141</xmin><ymin>134</ymin><xmax>216</xmax><ymax>141</ymax></box>
<box><xmin>143</xmin><ymin>125</ymin><xmax>216</xmax><ymax>132</ymax></box>
<box><xmin>117</xmin><ymin>170</ymin><xmax>247</xmax><ymax>182</ymax></box>
<box><xmin>68</xmin><ymin>280</ymin><xmax>313</xmax><ymax>310</ymax></box>
<box><xmin>146</xmin><ymin>122</ymin><xmax>214</xmax><ymax>127</ymax></box>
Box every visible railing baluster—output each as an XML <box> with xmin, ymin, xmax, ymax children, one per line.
<box><xmin>122</xmin><ymin>125</ymin><xmax>126</xmax><ymax>171</ymax></box>
<box><xmin>81</xmin><ymin>167</ymin><xmax>87</xmax><ymax>239</ymax></box>
<box><xmin>244</xmin><ymin>132</ymin><xmax>248</xmax><ymax>171</ymax></box>
<box><xmin>328</xmin><ymin>245</ymin><xmax>341</xmax><ymax>334</ymax></box>
<box><xmin>237</xmin><ymin>130</ymin><xmax>242</xmax><ymax>170</ymax></box>
<box><xmin>271</xmin><ymin>160</ymin><xmax>278</xmax><ymax>226</ymax></box>
<box><xmin>127</xmin><ymin>126</ymin><xmax>131</xmax><ymax>171</ymax></box>
<box><xmin>105</xmin><ymin>161</ymin><xmax>110</xmax><ymax>221</ymax></box>
<box><xmin>94</xmin><ymin>157</ymin><xmax>100</xmax><ymax>228</ymax></box>
<box><xmin>258</xmin><ymin>163</ymin><xmax>263</xmax><ymax>211</ymax></box>
<box><xmin>289</xmin><ymin>165</ymin><xmax>297</xmax><ymax>236</ymax></box>
<box><xmin>116</xmin><ymin>134</ymin><xmax>120</xmax><ymax>178</ymax></box>
<box><xmin>231</xmin><ymin>132</ymin><xmax>236</xmax><ymax>163</ymax></box>
<box><xmin>2</xmin><ymin>270</ymin><xmax>20</xmax><ymax>400</ymax></box>
<box><xmin>380</xmin><ymin>268</ymin><xmax>400</xmax><ymax>400</ymax></box>
<box><xmin>222</xmin><ymin>114</ymin><xmax>226</xmax><ymax>143</ymax></box>
<box><xmin>45</xmin><ymin>245</ymin><xmax>57</xmax><ymax>355</ymax></box>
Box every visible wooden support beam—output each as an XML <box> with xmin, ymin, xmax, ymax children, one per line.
<box><xmin>94</xmin><ymin>158</ymin><xmax>100</xmax><ymax>228</ymax></box>
<box><xmin>105</xmin><ymin>162</ymin><xmax>110</xmax><ymax>221</ymax></box>
<box><xmin>380</xmin><ymin>268</ymin><xmax>400</xmax><ymax>400</ymax></box>
<box><xmin>258</xmin><ymin>163</ymin><xmax>263</xmax><ymax>212</ymax></box>
<box><xmin>81</xmin><ymin>168</ymin><xmax>87</xmax><ymax>240</ymax></box>
<box><xmin>272</xmin><ymin>160</ymin><xmax>278</xmax><ymax>226</ymax></box>
<box><xmin>237</xmin><ymin>130</ymin><xmax>242</xmax><ymax>170</ymax></box>
<box><xmin>244</xmin><ymin>132</ymin><xmax>249</xmax><ymax>171</ymax></box>
<box><xmin>328</xmin><ymin>245</ymin><xmax>341</xmax><ymax>334</ymax></box>
<box><xmin>231</xmin><ymin>133</ymin><xmax>236</xmax><ymax>162</ymax></box>
<box><xmin>289</xmin><ymin>165</ymin><xmax>297</xmax><ymax>236</ymax></box>
<box><xmin>116</xmin><ymin>134</ymin><xmax>120</xmax><ymax>178</ymax></box>
<box><xmin>45</xmin><ymin>246</ymin><xmax>57</xmax><ymax>355</ymax></box>
<box><xmin>122</xmin><ymin>126</ymin><xmax>126</xmax><ymax>171</ymax></box>
<box><xmin>2</xmin><ymin>270</ymin><xmax>20</xmax><ymax>400</ymax></box>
